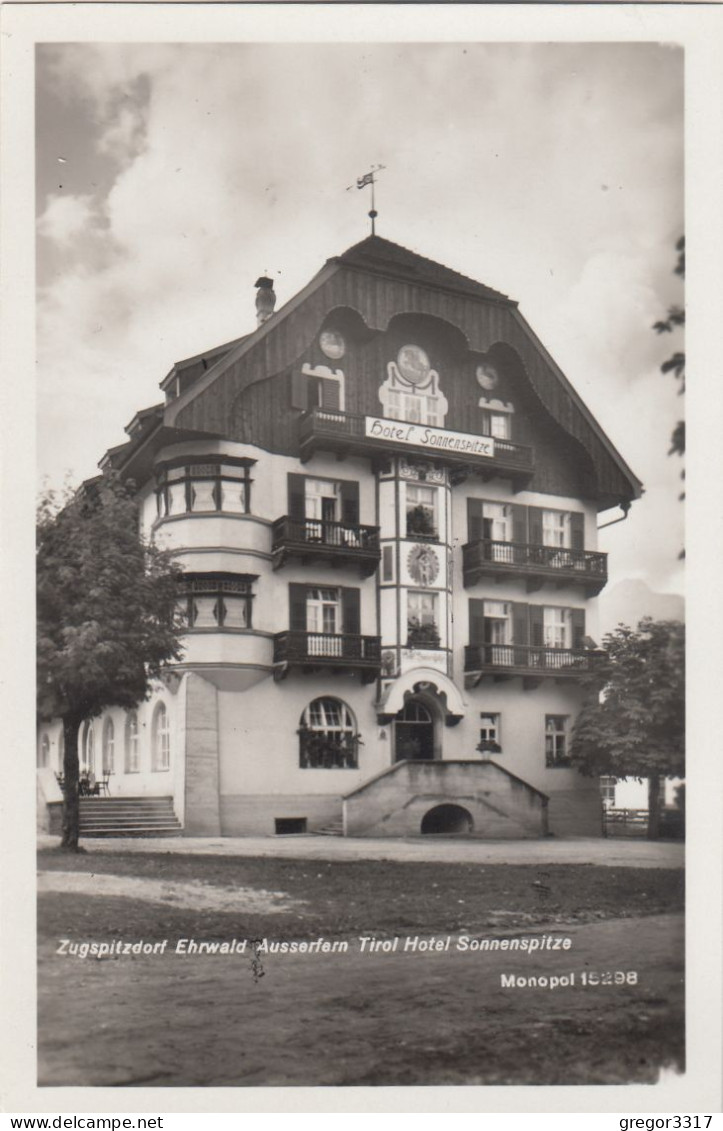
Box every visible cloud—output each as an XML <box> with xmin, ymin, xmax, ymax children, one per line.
<box><xmin>37</xmin><ymin>193</ymin><xmax>97</xmax><ymax>246</ymax></box>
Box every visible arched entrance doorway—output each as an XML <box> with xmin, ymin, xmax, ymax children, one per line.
<box><xmin>421</xmin><ymin>804</ymin><xmax>474</xmax><ymax>835</ymax></box>
<box><xmin>394</xmin><ymin>699</ymin><xmax>435</xmax><ymax>762</ymax></box>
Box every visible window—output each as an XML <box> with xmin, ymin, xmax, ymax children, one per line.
<box><xmin>480</xmin><ymin>409</ymin><xmax>511</xmax><ymax>440</ymax></box>
<box><xmin>482</xmin><ymin>502</ymin><xmax>512</xmax><ymax>561</ymax></box>
<box><xmin>306</xmin><ymin>587</ymin><xmax>341</xmax><ymax>654</ymax></box>
<box><xmin>483</xmin><ymin>600</ymin><xmax>512</xmax><ymax>665</ymax></box>
<box><xmin>304</xmin><ymin>478</ymin><xmax>343</xmax><ymax>543</ymax></box>
<box><xmin>406</xmin><ymin>484</ymin><xmax>438</xmax><ymax>539</ymax></box>
<box><xmin>378</xmin><ymin>352</ymin><xmax>448</xmax><ymax>427</ymax></box>
<box><xmin>125</xmin><ymin>711</ymin><xmax>140</xmax><ymax>773</ymax></box>
<box><xmin>152</xmin><ymin>703</ymin><xmax>170</xmax><ymax>772</ymax></box>
<box><xmin>482</xmin><ymin>502</ymin><xmax>510</xmax><ymax>542</ymax></box>
<box><xmin>299</xmin><ymin>698</ymin><xmax>359</xmax><ymax>769</ymax></box>
<box><xmin>293</xmin><ymin>362</ymin><xmax>345</xmax><ymax>413</ymax></box>
<box><xmin>156</xmin><ymin>458</ymin><xmax>252</xmax><ymax>518</ymax></box>
<box><xmin>178</xmin><ymin>575</ymin><xmax>255</xmax><ymax>630</ymax></box>
<box><xmin>543</xmin><ymin>606</ymin><xmax>571</xmax><ymax>649</ymax></box>
<box><xmin>545</xmin><ymin>715</ymin><xmax>570</xmax><ymax>767</ymax></box>
<box><xmin>275</xmin><ymin>818</ymin><xmax>308</xmax><ymax>835</ymax></box>
<box><xmin>102</xmin><ymin>718</ymin><xmax>115</xmax><ymax>774</ymax></box>
<box><xmin>382</xmin><ymin>544</ymin><xmax>395</xmax><ymax>582</ymax></box>
<box><xmin>542</xmin><ymin>509</ymin><xmax>571</xmax><ymax>549</ymax></box>
<box><xmin>38</xmin><ymin>733</ymin><xmax>50</xmax><ymax>768</ymax></box>
<box><xmin>479</xmin><ymin>714</ymin><xmax>501</xmax><ymax>749</ymax></box>
<box><xmin>288</xmin><ymin>583</ymin><xmax>361</xmax><ymax>656</ymax></box>
<box><xmin>600</xmin><ymin>775</ymin><xmax>617</xmax><ymax>808</ymax></box>
<box><xmin>407</xmin><ymin>591</ymin><xmax>440</xmax><ymax>648</ymax></box>
<box><xmin>82</xmin><ymin>722</ymin><xmax>95</xmax><ymax>774</ymax></box>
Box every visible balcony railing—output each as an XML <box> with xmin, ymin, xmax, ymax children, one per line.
<box><xmin>464</xmin><ymin>642</ymin><xmax>595</xmax><ymax>679</ymax></box>
<box><xmin>274</xmin><ymin>631</ymin><xmax>381</xmax><ymax>682</ymax></box>
<box><xmin>463</xmin><ymin>539</ymin><xmax>608</xmax><ymax>594</ymax></box>
<box><xmin>299</xmin><ymin>408</ymin><xmax>534</xmax><ymax>480</ymax></box>
<box><xmin>271</xmin><ymin>516</ymin><xmax>381</xmax><ymax>577</ymax></box>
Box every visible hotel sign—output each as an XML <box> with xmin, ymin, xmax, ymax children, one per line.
<box><xmin>364</xmin><ymin>417</ymin><xmax>495</xmax><ymax>459</ymax></box>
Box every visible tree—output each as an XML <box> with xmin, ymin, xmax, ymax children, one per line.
<box><xmin>653</xmin><ymin>236</ymin><xmax>685</xmax><ymax>539</ymax></box>
<box><xmin>569</xmin><ymin>618</ymin><xmax>685</xmax><ymax>840</ymax></box>
<box><xmin>37</xmin><ymin>473</ymin><xmax>184</xmax><ymax>850</ymax></box>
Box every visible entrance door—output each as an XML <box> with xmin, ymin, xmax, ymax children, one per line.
<box><xmin>394</xmin><ymin>700</ymin><xmax>435</xmax><ymax>762</ymax></box>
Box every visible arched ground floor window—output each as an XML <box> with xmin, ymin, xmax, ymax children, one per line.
<box><xmin>125</xmin><ymin>711</ymin><xmax>140</xmax><ymax>773</ymax></box>
<box><xmin>102</xmin><ymin>718</ymin><xmax>115</xmax><ymax>774</ymax></box>
<box><xmin>152</xmin><ymin>703</ymin><xmax>170</xmax><ymax>771</ymax></box>
<box><xmin>299</xmin><ymin>698</ymin><xmax>359</xmax><ymax>769</ymax></box>
<box><xmin>38</xmin><ymin>733</ymin><xmax>50</xmax><ymax>768</ymax></box>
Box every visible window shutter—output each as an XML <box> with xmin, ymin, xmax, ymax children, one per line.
<box><xmin>511</xmin><ymin>602</ymin><xmax>530</xmax><ymax>645</ymax></box>
<box><xmin>528</xmin><ymin>507</ymin><xmax>543</xmax><ymax>545</ymax></box>
<box><xmin>289</xmin><ymin>584</ymin><xmax>308</xmax><ymax>632</ymax></box>
<box><xmin>511</xmin><ymin>504</ymin><xmax>528</xmax><ymax>544</ymax></box>
<box><xmin>319</xmin><ymin>378</ymin><xmax>340</xmax><ymax>410</ymax></box>
<box><xmin>341</xmin><ymin>587</ymin><xmax>361</xmax><ymax>635</ymax></box>
<box><xmin>570</xmin><ymin>512</ymin><xmax>585</xmax><ymax>551</ymax></box>
<box><xmin>290</xmin><ymin>369</ymin><xmax>308</xmax><ymax>411</ymax></box>
<box><xmin>339</xmin><ymin>480</ymin><xmax>360</xmax><ymax>525</ymax></box>
<box><xmin>287</xmin><ymin>474</ymin><xmax>306</xmax><ymax>520</ymax></box>
<box><xmin>469</xmin><ymin>598</ymin><xmax>486</xmax><ymax>645</ymax></box>
<box><xmin>528</xmin><ymin>605</ymin><xmax>544</xmax><ymax>647</ymax></box>
<box><xmin>467</xmin><ymin>499</ymin><xmax>484</xmax><ymax>543</ymax></box>
<box><xmin>571</xmin><ymin>608</ymin><xmax>586</xmax><ymax>650</ymax></box>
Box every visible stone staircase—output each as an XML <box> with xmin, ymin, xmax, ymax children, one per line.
<box><xmin>79</xmin><ymin>796</ymin><xmax>182</xmax><ymax>838</ymax></box>
<box><xmin>343</xmin><ymin>760</ymin><xmax>550</xmax><ymax>838</ymax></box>
<box><xmin>313</xmin><ymin>818</ymin><xmax>344</xmax><ymax>837</ymax></box>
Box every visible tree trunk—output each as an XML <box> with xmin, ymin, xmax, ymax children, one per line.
<box><xmin>61</xmin><ymin>715</ymin><xmax>82</xmax><ymax>850</ymax></box>
<box><xmin>647</xmin><ymin>774</ymin><xmax>661</xmax><ymax>841</ymax></box>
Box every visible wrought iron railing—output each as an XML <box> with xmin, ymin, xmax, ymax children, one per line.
<box><xmin>274</xmin><ymin>631</ymin><xmax>381</xmax><ymax>665</ymax></box>
<box><xmin>298</xmin><ymin>730</ymin><xmax>359</xmax><ymax>769</ymax></box>
<box><xmin>464</xmin><ymin>642</ymin><xmax>594</xmax><ymax>674</ymax></box>
<box><xmin>272</xmin><ymin>516</ymin><xmax>380</xmax><ymax>553</ymax></box>
<box><xmin>463</xmin><ymin>539</ymin><xmax>607</xmax><ymax>579</ymax></box>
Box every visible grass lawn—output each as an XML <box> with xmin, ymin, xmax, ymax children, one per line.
<box><xmin>37</xmin><ymin>848</ymin><xmax>685</xmax><ymax>1087</ymax></box>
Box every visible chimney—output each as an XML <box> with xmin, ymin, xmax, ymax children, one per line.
<box><xmin>255</xmin><ymin>276</ymin><xmax>276</xmax><ymax>326</ymax></box>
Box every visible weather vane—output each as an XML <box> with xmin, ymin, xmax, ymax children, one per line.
<box><xmin>347</xmin><ymin>165</ymin><xmax>386</xmax><ymax>236</ymax></box>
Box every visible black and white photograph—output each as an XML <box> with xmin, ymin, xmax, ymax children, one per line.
<box><xmin>2</xmin><ymin>1</ymin><xmax>722</xmax><ymax>1115</ymax></box>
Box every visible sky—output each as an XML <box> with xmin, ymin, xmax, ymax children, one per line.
<box><xmin>35</xmin><ymin>40</ymin><xmax>685</xmax><ymax>598</ymax></box>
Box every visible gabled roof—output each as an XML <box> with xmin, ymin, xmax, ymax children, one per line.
<box><xmin>331</xmin><ymin>235</ymin><xmax>514</xmax><ymax>306</ymax></box>
<box><xmin>109</xmin><ymin>233</ymin><xmax>641</xmax><ymax>509</ymax></box>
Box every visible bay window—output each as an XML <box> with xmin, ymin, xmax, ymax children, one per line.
<box><xmin>177</xmin><ymin>574</ymin><xmax>256</xmax><ymax>630</ymax></box>
<box><xmin>156</xmin><ymin>457</ymin><xmax>253</xmax><ymax>518</ymax></box>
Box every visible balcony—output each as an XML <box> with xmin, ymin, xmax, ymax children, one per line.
<box><xmin>299</xmin><ymin>408</ymin><xmax>534</xmax><ymax>485</ymax></box>
<box><xmin>463</xmin><ymin>540</ymin><xmax>608</xmax><ymax>595</ymax></box>
<box><xmin>464</xmin><ymin>642</ymin><xmax>597</xmax><ymax>689</ymax></box>
<box><xmin>273</xmin><ymin>631</ymin><xmax>381</xmax><ymax>683</ymax></box>
<box><xmin>271</xmin><ymin>516</ymin><xmax>381</xmax><ymax>577</ymax></box>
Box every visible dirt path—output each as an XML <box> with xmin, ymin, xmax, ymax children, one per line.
<box><xmin>37</xmin><ymin>870</ymin><xmax>302</xmax><ymax>914</ymax></box>
<box><xmin>38</xmin><ymin>913</ymin><xmax>683</xmax><ymax>1087</ymax></box>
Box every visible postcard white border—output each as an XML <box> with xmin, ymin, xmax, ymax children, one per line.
<box><xmin>2</xmin><ymin>1</ymin><xmax>721</xmax><ymax>1116</ymax></box>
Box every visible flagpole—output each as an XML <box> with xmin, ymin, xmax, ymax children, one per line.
<box><xmin>369</xmin><ymin>175</ymin><xmax>377</xmax><ymax>236</ymax></box>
